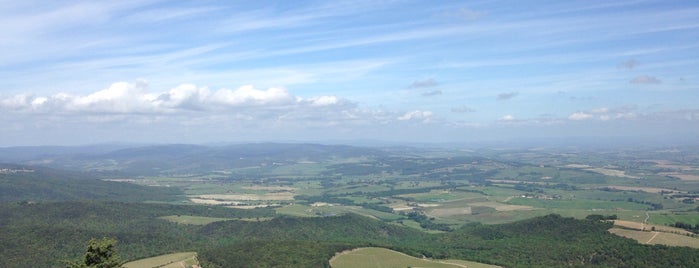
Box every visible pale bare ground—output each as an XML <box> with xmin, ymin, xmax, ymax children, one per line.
<box><xmin>227</xmin><ymin>204</ymin><xmax>281</xmax><ymax>209</ymax></box>
<box><xmin>649</xmin><ymin>160</ymin><xmax>699</xmax><ymax>171</ymax></box>
<box><xmin>189</xmin><ymin>198</ymin><xmax>240</xmax><ymax>205</ymax></box>
<box><xmin>584</xmin><ymin>168</ymin><xmax>639</xmax><ymax>179</ymax></box>
<box><xmin>660</xmin><ymin>172</ymin><xmax>699</xmax><ymax>181</ymax></box>
<box><xmin>242</xmin><ymin>186</ymin><xmax>296</xmax><ymax>191</ymax></box>
<box><xmin>428</xmin><ymin>207</ymin><xmax>472</xmax><ymax>217</ymax></box>
<box><xmin>329</xmin><ymin>247</ymin><xmax>502</xmax><ymax>268</ymax></box>
<box><xmin>469</xmin><ymin>202</ymin><xmax>535</xmax><ymax>211</ymax></box>
<box><xmin>609</xmin><ymin>228</ymin><xmax>699</xmax><ymax>248</ymax></box>
<box><xmin>195</xmin><ymin>193</ymin><xmax>294</xmax><ymax>201</ymax></box>
<box><xmin>565</xmin><ymin>164</ymin><xmax>592</xmax><ymax>168</ymax></box>
<box><xmin>488</xmin><ymin>179</ymin><xmax>547</xmax><ymax>185</ymax></box>
<box><xmin>613</xmin><ymin>220</ymin><xmax>694</xmax><ymax>235</ymax></box>
<box><xmin>599</xmin><ymin>186</ymin><xmax>677</xmax><ymax>193</ymax></box>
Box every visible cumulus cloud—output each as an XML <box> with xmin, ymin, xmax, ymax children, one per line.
<box><xmin>568</xmin><ymin>112</ymin><xmax>593</xmax><ymax>120</ymax></box>
<box><xmin>408</xmin><ymin>78</ymin><xmax>438</xmax><ymax>89</ymax></box>
<box><xmin>421</xmin><ymin>90</ymin><xmax>442</xmax><ymax>96</ymax></box>
<box><xmin>497</xmin><ymin>92</ymin><xmax>518</xmax><ymax>100</ymax></box>
<box><xmin>618</xmin><ymin>59</ymin><xmax>639</xmax><ymax>70</ymax></box>
<box><xmin>397</xmin><ymin>110</ymin><xmax>433</xmax><ymax>122</ymax></box>
<box><xmin>499</xmin><ymin>114</ymin><xmax>515</xmax><ymax>121</ymax></box>
<box><xmin>451</xmin><ymin>105</ymin><xmax>475</xmax><ymax>113</ymax></box>
<box><xmin>568</xmin><ymin>106</ymin><xmax>638</xmax><ymax>121</ymax></box>
<box><xmin>630</xmin><ymin>75</ymin><xmax>661</xmax><ymax>84</ymax></box>
<box><xmin>0</xmin><ymin>82</ymin><xmax>347</xmax><ymax>115</ymax></box>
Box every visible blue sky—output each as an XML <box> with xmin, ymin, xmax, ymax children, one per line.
<box><xmin>1</xmin><ymin>0</ymin><xmax>698</xmax><ymax>146</ymax></box>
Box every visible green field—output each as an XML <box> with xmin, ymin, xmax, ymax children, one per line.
<box><xmin>330</xmin><ymin>247</ymin><xmax>501</xmax><ymax>268</ymax></box>
<box><xmin>123</xmin><ymin>252</ymin><xmax>198</xmax><ymax>268</ymax></box>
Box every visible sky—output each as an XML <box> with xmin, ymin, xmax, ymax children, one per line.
<box><xmin>1</xmin><ymin>0</ymin><xmax>698</xmax><ymax>146</ymax></box>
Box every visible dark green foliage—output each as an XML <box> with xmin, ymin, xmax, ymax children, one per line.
<box><xmin>0</xmin><ymin>202</ymin><xmax>274</xmax><ymax>267</ymax></box>
<box><xmin>0</xmin><ymin>164</ymin><xmax>182</xmax><ymax>202</ymax></box>
<box><xmin>200</xmin><ymin>241</ymin><xmax>354</xmax><ymax>268</ymax></box>
<box><xmin>4</xmin><ymin>203</ymin><xmax>699</xmax><ymax>268</ymax></box>
<box><xmin>65</xmin><ymin>238</ymin><xmax>121</xmax><ymax>268</ymax></box>
<box><xmin>439</xmin><ymin>214</ymin><xmax>699</xmax><ymax>267</ymax></box>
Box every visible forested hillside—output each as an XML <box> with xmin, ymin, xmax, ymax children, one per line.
<box><xmin>2</xmin><ymin>200</ymin><xmax>699</xmax><ymax>267</ymax></box>
<box><xmin>0</xmin><ymin>164</ymin><xmax>182</xmax><ymax>202</ymax></box>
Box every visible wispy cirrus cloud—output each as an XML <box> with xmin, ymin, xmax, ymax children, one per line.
<box><xmin>408</xmin><ymin>78</ymin><xmax>438</xmax><ymax>89</ymax></box>
<box><xmin>497</xmin><ymin>92</ymin><xmax>518</xmax><ymax>100</ymax></box>
<box><xmin>630</xmin><ymin>75</ymin><xmax>661</xmax><ymax>84</ymax></box>
<box><xmin>451</xmin><ymin>105</ymin><xmax>475</xmax><ymax>113</ymax></box>
<box><xmin>618</xmin><ymin>59</ymin><xmax>639</xmax><ymax>69</ymax></box>
<box><xmin>421</xmin><ymin>90</ymin><xmax>442</xmax><ymax>97</ymax></box>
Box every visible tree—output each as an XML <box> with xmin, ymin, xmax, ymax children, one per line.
<box><xmin>66</xmin><ymin>237</ymin><xmax>122</xmax><ymax>268</ymax></box>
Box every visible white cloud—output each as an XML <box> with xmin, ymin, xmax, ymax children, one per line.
<box><xmin>0</xmin><ymin>82</ymin><xmax>332</xmax><ymax>115</ymax></box>
<box><xmin>500</xmin><ymin>114</ymin><xmax>515</xmax><ymax>121</ymax></box>
<box><xmin>590</xmin><ymin>108</ymin><xmax>608</xmax><ymax>114</ymax></box>
<box><xmin>397</xmin><ymin>110</ymin><xmax>433</xmax><ymax>122</ymax></box>
<box><xmin>568</xmin><ymin>112</ymin><xmax>593</xmax><ymax>120</ymax></box>
<box><xmin>209</xmin><ymin>86</ymin><xmax>294</xmax><ymax>106</ymax></box>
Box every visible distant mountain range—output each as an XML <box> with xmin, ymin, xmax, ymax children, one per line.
<box><xmin>0</xmin><ymin>143</ymin><xmax>386</xmax><ymax>175</ymax></box>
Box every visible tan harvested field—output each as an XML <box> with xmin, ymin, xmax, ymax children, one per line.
<box><xmin>159</xmin><ymin>215</ymin><xmax>233</xmax><ymax>225</ymax></box>
<box><xmin>601</xmin><ymin>186</ymin><xmax>677</xmax><ymax>193</ymax></box>
<box><xmin>660</xmin><ymin>173</ymin><xmax>699</xmax><ymax>181</ymax></box>
<box><xmin>193</xmin><ymin>193</ymin><xmax>295</xmax><ymax>201</ymax></box>
<box><xmin>469</xmin><ymin>202</ymin><xmax>535</xmax><ymax>212</ymax></box>
<box><xmin>584</xmin><ymin>168</ymin><xmax>639</xmax><ymax>179</ymax></box>
<box><xmin>650</xmin><ymin>160</ymin><xmax>699</xmax><ymax>171</ymax></box>
<box><xmin>227</xmin><ymin>204</ymin><xmax>281</xmax><ymax>209</ymax></box>
<box><xmin>189</xmin><ymin>198</ymin><xmax>240</xmax><ymax>205</ymax></box>
<box><xmin>123</xmin><ymin>252</ymin><xmax>198</xmax><ymax>268</ymax></box>
<box><xmin>613</xmin><ymin>220</ymin><xmax>694</xmax><ymax>235</ymax></box>
<box><xmin>609</xmin><ymin>228</ymin><xmax>699</xmax><ymax>248</ymax></box>
<box><xmin>330</xmin><ymin>247</ymin><xmax>501</xmax><ymax>268</ymax></box>
<box><xmin>565</xmin><ymin>164</ymin><xmax>592</xmax><ymax>168</ymax></box>
<box><xmin>488</xmin><ymin>179</ymin><xmax>547</xmax><ymax>185</ymax></box>
<box><xmin>241</xmin><ymin>185</ymin><xmax>296</xmax><ymax>191</ymax></box>
<box><xmin>428</xmin><ymin>207</ymin><xmax>472</xmax><ymax>217</ymax></box>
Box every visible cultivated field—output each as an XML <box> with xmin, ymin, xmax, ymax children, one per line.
<box><xmin>609</xmin><ymin>228</ymin><xmax>699</xmax><ymax>248</ymax></box>
<box><xmin>159</xmin><ymin>215</ymin><xmax>234</xmax><ymax>225</ymax></box>
<box><xmin>613</xmin><ymin>220</ymin><xmax>694</xmax><ymax>235</ymax></box>
<box><xmin>122</xmin><ymin>252</ymin><xmax>198</xmax><ymax>268</ymax></box>
<box><xmin>329</xmin><ymin>247</ymin><xmax>501</xmax><ymax>268</ymax></box>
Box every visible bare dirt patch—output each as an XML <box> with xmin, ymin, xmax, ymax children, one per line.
<box><xmin>241</xmin><ymin>186</ymin><xmax>296</xmax><ymax>191</ymax></box>
<box><xmin>660</xmin><ymin>173</ymin><xmax>699</xmax><ymax>181</ymax></box>
<box><xmin>469</xmin><ymin>202</ymin><xmax>535</xmax><ymax>211</ymax></box>
<box><xmin>584</xmin><ymin>168</ymin><xmax>639</xmax><ymax>179</ymax></box>
<box><xmin>428</xmin><ymin>207</ymin><xmax>472</xmax><ymax>217</ymax></box>
<box><xmin>600</xmin><ymin>186</ymin><xmax>677</xmax><ymax>193</ymax></box>
<box><xmin>194</xmin><ymin>193</ymin><xmax>294</xmax><ymax>201</ymax></box>
<box><xmin>613</xmin><ymin>220</ymin><xmax>693</xmax><ymax>235</ymax></box>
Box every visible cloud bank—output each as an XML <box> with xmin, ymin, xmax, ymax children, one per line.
<box><xmin>0</xmin><ymin>82</ymin><xmax>350</xmax><ymax>115</ymax></box>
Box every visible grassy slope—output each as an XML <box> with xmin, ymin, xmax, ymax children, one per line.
<box><xmin>330</xmin><ymin>247</ymin><xmax>501</xmax><ymax>268</ymax></box>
